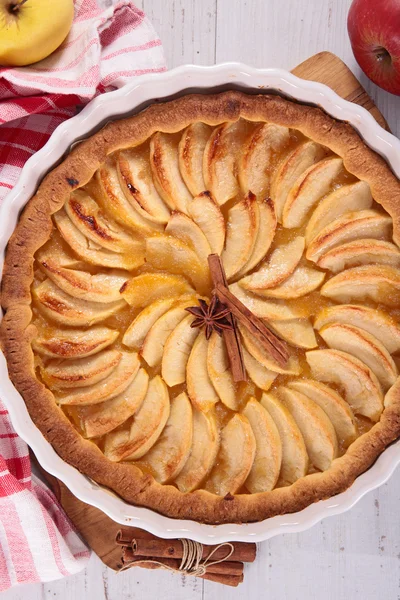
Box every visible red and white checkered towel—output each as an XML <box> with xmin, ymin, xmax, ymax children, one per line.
<box><xmin>0</xmin><ymin>0</ymin><xmax>166</xmax><ymax>591</ymax></box>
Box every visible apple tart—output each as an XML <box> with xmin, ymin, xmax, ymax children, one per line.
<box><xmin>3</xmin><ymin>90</ymin><xmax>400</xmax><ymax>524</ymax></box>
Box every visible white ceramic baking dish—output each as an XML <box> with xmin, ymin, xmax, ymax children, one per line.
<box><xmin>1</xmin><ymin>63</ymin><xmax>400</xmax><ymax>544</ymax></box>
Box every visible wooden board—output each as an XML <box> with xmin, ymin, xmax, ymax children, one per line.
<box><xmin>39</xmin><ymin>50</ymin><xmax>388</xmax><ymax>573</ymax></box>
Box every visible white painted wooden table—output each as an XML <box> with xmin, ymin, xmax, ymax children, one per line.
<box><xmin>4</xmin><ymin>1</ymin><xmax>400</xmax><ymax>598</ymax></box>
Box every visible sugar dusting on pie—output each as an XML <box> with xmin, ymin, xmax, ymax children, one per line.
<box><xmin>3</xmin><ymin>91</ymin><xmax>400</xmax><ymax>523</ymax></box>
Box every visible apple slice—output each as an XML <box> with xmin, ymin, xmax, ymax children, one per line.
<box><xmin>254</xmin><ymin>266</ymin><xmax>325</xmax><ymax>299</ymax></box>
<box><xmin>277</xmin><ymin>387</ymin><xmax>338</xmax><ymax>472</ymax></box>
<box><xmin>317</xmin><ymin>239</ymin><xmax>400</xmax><ymax>272</ymax></box>
<box><xmin>230</xmin><ymin>282</ymin><xmax>301</xmax><ymax>320</ymax></box>
<box><xmin>150</xmin><ymin>132</ymin><xmax>192</xmax><ymax>213</ymax></box>
<box><xmin>221</xmin><ymin>192</ymin><xmax>259</xmax><ymax>279</ymax></box>
<box><xmin>269</xmin><ymin>319</ymin><xmax>317</xmax><ymax>349</ymax></box>
<box><xmin>123</xmin><ymin>297</ymin><xmax>182</xmax><ymax>350</ymax></box>
<box><xmin>260</xmin><ymin>393</ymin><xmax>308</xmax><ymax>486</ymax></box>
<box><xmin>32</xmin><ymin>327</ymin><xmax>119</xmax><ymax>359</ymax></box>
<box><xmin>95</xmin><ymin>159</ymin><xmax>163</xmax><ymax>234</ymax></box>
<box><xmin>204</xmin><ymin>414</ymin><xmax>256</xmax><ymax>495</ymax></box>
<box><xmin>305</xmin><ymin>181</ymin><xmax>373</xmax><ymax>244</ymax></box>
<box><xmin>65</xmin><ymin>190</ymin><xmax>142</xmax><ymax>252</ymax></box>
<box><xmin>146</xmin><ymin>236</ymin><xmax>211</xmax><ymax>294</ymax></box>
<box><xmin>135</xmin><ymin>392</ymin><xmax>193</xmax><ymax>483</ymax></box>
<box><xmin>41</xmin><ymin>349</ymin><xmax>122</xmax><ymax>390</ymax></box>
<box><xmin>207</xmin><ymin>332</ymin><xmax>238</xmax><ymax>411</ymax></box>
<box><xmin>243</xmin><ymin>398</ymin><xmax>282</xmax><ymax>493</ymax></box>
<box><xmin>162</xmin><ymin>314</ymin><xmax>200</xmax><ymax>386</ymax></box>
<box><xmin>270</xmin><ymin>141</ymin><xmax>328</xmax><ymax>221</ymax></box>
<box><xmin>175</xmin><ymin>409</ymin><xmax>219</xmax><ymax>493</ymax></box>
<box><xmin>178</xmin><ymin>122</ymin><xmax>212</xmax><ymax>196</ymax></box>
<box><xmin>165</xmin><ymin>211</ymin><xmax>211</xmax><ymax>261</ymax></box>
<box><xmin>314</xmin><ymin>304</ymin><xmax>400</xmax><ymax>354</ymax></box>
<box><xmin>306</xmin><ymin>210</ymin><xmax>393</xmax><ymax>263</ymax></box>
<box><xmin>33</xmin><ymin>279</ymin><xmax>125</xmax><ymax>327</ymax></box>
<box><xmin>235</xmin><ymin>197</ymin><xmax>277</xmax><ymax>278</ymax></box>
<box><xmin>54</xmin><ymin>210</ymin><xmax>144</xmax><ymax>271</ymax></box>
<box><xmin>242</xmin><ymin>347</ymin><xmax>278</xmax><ymax>391</ymax></box>
<box><xmin>282</xmin><ymin>157</ymin><xmax>343</xmax><ymax>229</ymax></box>
<box><xmin>186</xmin><ymin>331</ymin><xmax>219</xmax><ymax>412</ymax></box>
<box><xmin>104</xmin><ymin>375</ymin><xmax>170</xmax><ymax>461</ymax></box>
<box><xmin>321</xmin><ymin>265</ymin><xmax>400</xmax><ymax>306</ymax></box>
<box><xmin>288</xmin><ymin>380</ymin><xmax>357</xmax><ymax>447</ymax></box>
<box><xmin>141</xmin><ymin>304</ymin><xmax>192</xmax><ymax>368</ymax></box>
<box><xmin>240</xmin><ymin>236</ymin><xmax>305</xmax><ymax>292</ymax></box>
<box><xmin>239</xmin><ymin>324</ymin><xmax>301</xmax><ymax>374</ymax></box>
<box><xmin>306</xmin><ymin>349</ymin><xmax>384</xmax><ymax>421</ymax></box>
<box><xmin>121</xmin><ymin>273</ymin><xmax>193</xmax><ymax>308</ymax></box>
<box><xmin>80</xmin><ymin>368</ymin><xmax>149</xmax><ymax>438</ymax></box>
<box><xmin>187</xmin><ymin>191</ymin><xmax>226</xmax><ymax>255</ymax></box>
<box><xmin>58</xmin><ymin>352</ymin><xmax>140</xmax><ymax>406</ymax></box>
<box><xmin>319</xmin><ymin>323</ymin><xmax>398</xmax><ymax>391</ymax></box>
<box><xmin>238</xmin><ymin>123</ymin><xmax>290</xmax><ymax>196</ymax></box>
<box><xmin>117</xmin><ymin>147</ymin><xmax>170</xmax><ymax>223</ymax></box>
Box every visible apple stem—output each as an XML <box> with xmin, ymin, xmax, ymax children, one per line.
<box><xmin>10</xmin><ymin>0</ymin><xmax>29</xmax><ymax>12</ymax></box>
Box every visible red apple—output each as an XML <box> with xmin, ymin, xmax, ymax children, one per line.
<box><xmin>348</xmin><ymin>0</ymin><xmax>400</xmax><ymax>95</ymax></box>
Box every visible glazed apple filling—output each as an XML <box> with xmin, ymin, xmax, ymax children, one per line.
<box><xmin>30</xmin><ymin>119</ymin><xmax>400</xmax><ymax>496</ymax></box>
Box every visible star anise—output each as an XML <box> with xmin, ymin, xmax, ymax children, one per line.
<box><xmin>185</xmin><ymin>296</ymin><xmax>233</xmax><ymax>340</ymax></box>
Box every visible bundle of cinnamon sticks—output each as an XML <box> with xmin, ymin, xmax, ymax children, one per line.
<box><xmin>116</xmin><ymin>528</ymin><xmax>257</xmax><ymax>587</ymax></box>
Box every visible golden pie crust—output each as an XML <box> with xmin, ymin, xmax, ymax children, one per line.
<box><xmin>2</xmin><ymin>90</ymin><xmax>400</xmax><ymax>524</ymax></box>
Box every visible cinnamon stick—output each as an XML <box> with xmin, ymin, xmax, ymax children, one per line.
<box><xmin>122</xmin><ymin>549</ymin><xmax>244</xmax><ymax>576</ymax></box>
<box><xmin>214</xmin><ymin>284</ymin><xmax>289</xmax><ymax>367</ymax></box>
<box><xmin>207</xmin><ymin>254</ymin><xmax>247</xmax><ymax>382</ymax></box>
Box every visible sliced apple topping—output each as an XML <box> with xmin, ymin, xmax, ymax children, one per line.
<box><xmin>314</xmin><ymin>305</ymin><xmax>400</xmax><ymax>354</ymax></box>
<box><xmin>243</xmin><ymin>398</ymin><xmax>282</xmax><ymax>493</ymax></box>
<box><xmin>306</xmin><ymin>349</ymin><xmax>384</xmax><ymax>421</ymax></box>
<box><xmin>238</xmin><ymin>123</ymin><xmax>290</xmax><ymax>196</ymax></box>
<box><xmin>288</xmin><ymin>380</ymin><xmax>357</xmax><ymax>447</ymax></box>
<box><xmin>121</xmin><ymin>273</ymin><xmax>193</xmax><ymax>308</ymax></box>
<box><xmin>240</xmin><ymin>236</ymin><xmax>305</xmax><ymax>292</ymax></box>
<box><xmin>306</xmin><ymin>210</ymin><xmax>393</xmax><ymax>263</ymax></box>
<box><xmin>135</xmin><ymin>392</ymin><xmax>193</xmax><ymax>483</ymax></box>
<box><xmin>277</xmin><ymin>387</ymin><xmax>338</xmax><ymax>472</ymax></box>
<box><xmin>165</xmin><ymin>211</ymin><xmax>211</xmax><ymax>261</ymax></box>
<box><xmin>162</xmin><ymin>314</ymin><xmax>200</xmax><ymax>387</ymax></box>
<box><xmin>203</xmin><ymin>121</ymin><xmax>247</xmax><ymax>205</ymax></box>
<box><xmin>150</xmin><ymin>132</ymin><xmax>192</xmax><ymax>213</ymax></box>
<box><xmin>207</xmin><ymin>332</ymin><xmax>238</xmax><ymax>410</ymax></box>
<box><xmin>178</xmin><ymin>122</ymin><xmax>212</xmax><ymax>196</ymax></box>
<box><xmin>317</xmin><ymin>239</ymin><xmax>400</xmax><ymax>272</ymax></box>
<box><xmin>146</xmin><ymin>236</ymin><xmax>211</xmax><ymax>294</ymax></box>
<box><xmin>321</xmin><ymin>265</ymin><xmax>400</xmax><ymax>306</ymax></box>
<box><xmin>186</xmin><ymin>332</ymin><xmax>219</xmax><ymax>412</ymax></box>
<box><xmin>204</xmin><ymin>414</ymin><xmax>256</xmax><ymax>496</ymax></box>
<box><xmin>32</xmin><ymin>327</ymin><xmax>119</xmax><ymax>359</ymax></box>
<box><xmin>41</xmin><ymin>349</ymin><xmax>122</xmax><ymax>390</ymax></box>
<box><xmin>282</xmin><ymin>157</ymin><xmax>343</xmax><ymax>229</ymax></box>
<box><xmin>221</xmin><ymin>192</ymin><xmax>259</xmax><ymax>280</ymax></box>
<box><xmin>242</xmin><ymin>347</ymin><xmax>278</xmax><ymax>391</ymax></box>
<box><xmin>254</xmin><ymin>266</ymin><xmax>325</xmax><ymax>300</ymax></box>
<box><xmin>260</xmin><ymin>393</ymin><xmax>308</xmax><ymax>486</ymax></box>
<box><xmin>33</xmin><ymin>279</ymin><xmax>125</xmax><ymax>326</ymax></box>
<box><xmin>239</xmin><ymin>324</ymin><xmax>301</xmax><ymax>374</ymax></box>
<box><xmin>305</xmin><ymin>181</ymin><xmax>373</xmax><ymax>244</ymax></box>
<box><xmin>270</xmin><ymin>141</ymin><xmax>328</xmax><ymax>221</ymax></box>
<box><xmin>117</xmin><ymin>147</ymin><xmax>170</xmax><ymax>223</ymax></box>
<box><xmin>54</xmin><ymin>209</ymin><xmax>144</xmax><ymax>271</ymax></box>
<box><xmin>319</xmin><ymin>323</ymin><xmax>398</xmax><ymax>391</ymax></box>
<box><xmin>80</xmin><ymin>367</ymin><xmax>149</xmax><ymax>438</ymax></box>
<box><xmin>141</xmin><ymin>303</ymin><xmax>194</xmax><ymax>368</ymax></box>
<box><xmin>104</xmin><ymin>375</ymin><xmax>170</xmax><ymax>462</ymax></box>
<box><xmin>187</xmin><ymin>191</ymin><xmax>226</xmax><ymax>255</ymax></box>
<box><xmin>122</xmin><ymin>298</ymin><xmax>179</xmax><ymax>350</ymax></box>
<box><xmin>269</xmin><ymin>319</ymin><xmax>317</xmax><ymax>349</ymax></box>
<box><xmin>230</xmin><ymin>282</ymin><xmax>301</xmax><ymax>320</ymax></box>
<box><xmin>175</xmin><ymin>409</ymin><xmax>219</xmax><ymax>493</ymax></box>
<box><xmin>58</xmin><ymin>351</ymin><xmax>140</xmax><ymax>406</ymax></box>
